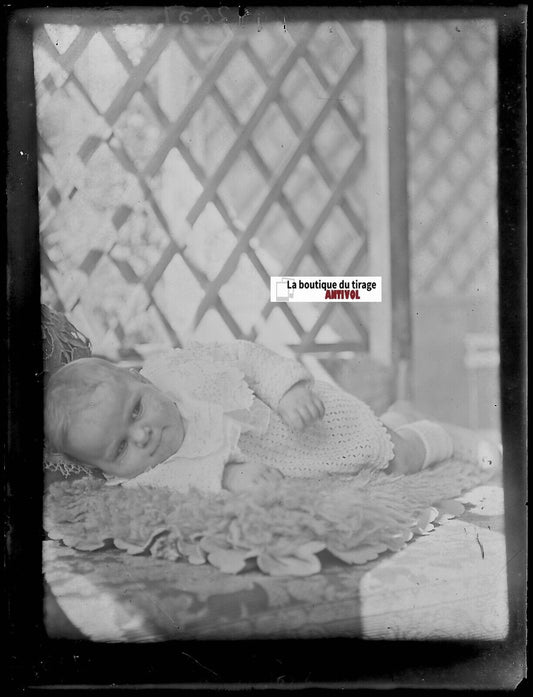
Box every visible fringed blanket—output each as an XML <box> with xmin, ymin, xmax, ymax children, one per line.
<box><xmin>44</xmin><ymin>459</ymin><xmax>493</xmax><ymax>577</ymax></box>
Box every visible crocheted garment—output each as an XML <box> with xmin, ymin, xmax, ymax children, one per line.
<box><xmin>141</xmin><ymin>340</ymin><xmax>312</xmax><ymax>412</ymax></box>
<box><xmin>122</xmin><ymin>341</ymin><xmax>394</xmax><ymax>493</ymax></box>
<box><xmin>112</xmin><ymin>397</ymin><xmax>261</xmax><ymax>494</ymax></box>
<box><xmin>44</xmin><ymin>459</ymin><xmax>493</xmax><ymax>576</ymax></box>
<box><xmin>239</xmin><ymin>381</ymin><xmax>394</xmax><ymax>478</ymax></box>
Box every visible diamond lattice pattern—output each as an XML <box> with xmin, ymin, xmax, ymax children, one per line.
<box><xmin>35</xmin><ymin>17</ymin><xmax>497</xmax><ymax>358</ymax></box>
<box><xmin>36</xmin><ymin>19</ymin><xmax>370</xmax><ymax>357</ymax></box>
<box><xmin>406</xmin><ymin>21</ymin><xmax>498</xmax><ymax>296</ymax></box>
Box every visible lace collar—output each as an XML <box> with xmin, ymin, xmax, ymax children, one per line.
<box><xmin>173</xmin><ymin>394</ymin><xmax>226</xmax><ymax>459</ymax></box>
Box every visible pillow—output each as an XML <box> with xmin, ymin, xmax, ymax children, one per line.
<box><xmin>41</xmin><ymin>304</ymin><xmax>100</xmax><ymax>485</ymax></box>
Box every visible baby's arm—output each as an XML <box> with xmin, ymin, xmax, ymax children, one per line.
<box><xmin>277</xmin><ymin>381</ymin><xmax>325</xmax><ymax>431</ymax></box>
<box><xmin>191</xmin><ymin>340</ymin><xmax>314</xmax><ymax>409</ymax></box>
<box><xmin>231</xmin><ymin>341</ymin><xmax>325</xmax><ymax>430</ymax></box>
<box><xmin>191</xmin><ymin>340</ymin><xmax>325</xmax><ymax>430</ymax></box>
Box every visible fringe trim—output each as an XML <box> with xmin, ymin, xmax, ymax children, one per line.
<box><xmin>44</xmin><ymin>458</ymin><xmax>493</xmax><ymax>575</ymax></box>
<box><xmin>44</xmin><ymin>452</ymin><xmax>93</xmax><ymax>478</ymax></box>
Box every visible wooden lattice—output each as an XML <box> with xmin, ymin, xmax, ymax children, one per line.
<box><xmin>35</xmin><ymin>13</ymin><xmax>498</xmax><ymax>369</ymax></box>
<box><xmin>34</xmin><ymin>16</ymin><xmax>372</xmax><ymax>358</ymax></box>
<box><xmin>406</xmin><ymin>20</ymin><xmax>498</xmax><ymax>296</ymax></box>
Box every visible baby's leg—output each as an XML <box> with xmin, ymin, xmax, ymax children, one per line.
<box><xmin>386</xmin><ymin>427</ymin><xmax>424</xmax><ymax>474</ymax></box>
<box><xmin>433</xmin><ymin>420</ymin><xmax>502</xmax><ymax>469</ymax></box>
<box><xmin>385</xmin><ymin>424</ymin><xmax>450</xmax><ymax>474</ymax></box>
<box><xmin>385</xmin><ymin>416</ymin><xmax>501</xmax><ymax>475</ymax></box>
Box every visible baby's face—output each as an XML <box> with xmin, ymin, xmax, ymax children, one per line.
<box><xmin>66</xmin><ymin>369</ymin><xmax>185</xmax><ymax>478</ymax></box>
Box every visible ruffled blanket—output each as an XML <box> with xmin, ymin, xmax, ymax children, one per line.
<box><xmin>44</xmin><ymin>459</ymin><xmax>493</xmax><ymax>576</ymax></box>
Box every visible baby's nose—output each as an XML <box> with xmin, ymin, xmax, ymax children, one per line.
<box><xmin>131</xmin><ymin>424</ymin><xmax>151</xmax><ymax>447</ymax></box>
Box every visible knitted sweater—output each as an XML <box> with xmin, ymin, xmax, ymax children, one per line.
<box><xmin>118</xmin><ymin>341</ymin><xmax>394</xmax><ymax>494</ymax></box>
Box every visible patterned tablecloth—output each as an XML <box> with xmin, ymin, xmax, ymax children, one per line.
<box><xmin>44</xmin><ymin>483</ymin><xmax>508</xmax><ymax>642</ymax></box>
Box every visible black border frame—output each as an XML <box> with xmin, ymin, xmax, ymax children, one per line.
<box><xmin>4</xmin><ymin>3</ymin><xmax>527</xmax><ymax>691</ymax></box>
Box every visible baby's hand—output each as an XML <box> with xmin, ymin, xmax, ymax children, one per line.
<box><xmin>223</xmin><ymin>461</ymin><xmax>283</xmax><ymax>493</ymax></box>
<box><xmin>277</xmin><ymin>382</ymin><xmax>325</xmax><ymax>431</ymax></box>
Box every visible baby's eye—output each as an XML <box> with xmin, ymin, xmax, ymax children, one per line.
<box><xmin>131</xmin><ymin>400</ymin><xmax>143</xmax><ymax>419</ymax></box>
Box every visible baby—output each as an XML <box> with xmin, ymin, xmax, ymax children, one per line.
<box><xmin>44</xmin><ymin>340</ymin><xmax>499</xmax><ymax>494</ymax></box>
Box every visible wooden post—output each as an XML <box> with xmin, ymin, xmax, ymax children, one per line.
<box><xmin>363</xmin><ymin>21</ymin><xmax>412</xmax><ymax>401</ymax></box>
<box><xmin>387</xmin><ymin>23</ymin><xmax>412</xmax><ymax>401</ymax></box>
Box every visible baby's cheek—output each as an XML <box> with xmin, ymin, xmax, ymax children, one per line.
<box><xmin>165</xmin><ymin>406</ymin><xmax>180</xmax><ymax>429</ymax></box>
<box><xmin>151</xmin><ymin>398</ymin><xmax>168</xmax><ymax>420</ymax></box>
<box><xmin>160</xmin><ymin>396</ymin><xmax>176</xmax><ymax>417</ymax></box>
